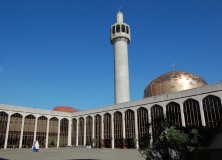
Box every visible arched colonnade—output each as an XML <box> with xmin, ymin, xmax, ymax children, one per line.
<box><xmin>0</xmin><ymin>95</ymin><xmax>222</xmax><ymax>149</ymax></box>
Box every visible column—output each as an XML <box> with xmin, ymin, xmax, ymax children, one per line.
<box><xmin>83</xmin><ymin>117</ymin><xmax>86</xmax><ymax>146</ymax></box>
<box><xmin>180</xmin><ymin>103</ymin><xmax>186</xmax><ymax>127</ymax></box>
<box><xmin>33</xmin><ymin>116</ymin><xmax>38</xmax><ymax>143</ymax></box>
<box><xmin>45</xmin><ymin>118</ymin><xmax>50</xmax><ymax>148</ymax></box>
<box><xmin>148</xmin><ymin>108</ymin><xmax>152</xmax><ymax>145</ymax></box>
<box><xmin>122</xmin><ymin>112</ymin><xmax>125</xmax><ymax>139</ymax></box>
<box><xmin>111</xmin><ymin>113</ymin><xmax>114</xmax><ymax>149</ymax></box>
<box><xmin>4</xmin><ymin>114</ymin><xmax>11</xmax><ymax>149</ymax></box>
<box><xmin>76</xmin><ymin>118</ymin><xmax>79</xmax><ymax>146</ymax></box>
<box><xmin>101</xmin><ymin>115</ymin><xmax>104</xmax><ymax>140</ymax></box>
<box><xmin>57</xmin><ymin>119</ymin><xmax>61</xmax><ymax>148</ymax></box>
<box><xmin>199</xmin><ymin>100</ymin><xmax>206</xmax><ymax>126</ymax></box>
<box><xmin>92</xmin><ymin>116</ymin><xmax>95</xmax><ymax>147</ymax></box>
<box><xmin>19</xmin><ymin>115</ymin><xmax>25</xmax><ymax>148</ymax></box>
<box><xmin>101</xmin><ymin>115</ymin><xmax>104</xmax><ymax>148</ymax></box>
<box><xmin>163</xmin><ymin>105</ymin><xmax>166</xmax><ymax>115</ymax></box>
<box><xmin>68</xmin><ymin>118</ymin><xmax>72</xmax><ymax>146</ymax></box>
<box><xmin>134</xmin><ymin>110</ymin><xmax>139</xmax><ymax>149</ymax></box>
<box><xmin>92</xmin><ymin>116</ymin><xmax>95</xmax><ymax>139</ymax></box>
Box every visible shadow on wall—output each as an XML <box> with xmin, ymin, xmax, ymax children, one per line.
<box><xmin>0</xmin><ymin>158</ymin><xmax>9</xmax><ymax>160</ymax></box>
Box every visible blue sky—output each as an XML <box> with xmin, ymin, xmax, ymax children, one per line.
<box><xmin>0</xmin><ymin>0</ymin><xmax>222</xmax><ymax>110</ymax></box>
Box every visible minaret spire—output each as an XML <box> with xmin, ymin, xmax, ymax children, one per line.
<box><xmin>110</xmin><ymin>11</ymin><xmax>131</xmax><ymax>104</ymax></box>
<box><xmin>117</xmin><ymin>10</ymin><xmax>124</xmax><ymax>23</ymax></box>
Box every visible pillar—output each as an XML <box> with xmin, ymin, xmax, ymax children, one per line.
<box><xmin>83</xmin><ymin>117</ymin><xmax>86</xmax><ymax>146</ymax></box>
<box><xmin>4</xmin><ymin>114</ymin><xmax>11</xmax><ymax>149</ymax></box>
<box><xmin>134</xmin><ymin>110</ymin><xmax>139</xmax><ymax>149</ymax></box>
<box><xmin>111</xmin><ymin>113</ymin><xmax>114</xmax><ymax>149</ymax></box>
<box><xmin>180</xmin><ymin>103</ymin><xmax>186</xmax><ymax>127</ymax></box>
<box><xmin>33</xmin><ymin>116</ymin><xmax>38</xmax><ymax>143</ymax></box>
<box><xmin>45</xmin><ymin>118</ymin><xmax>50</xmax><ymax>148</ymax></box>
<box><xmin>76</xmin><ymin>118</ymin><xmax>79</xmax><ymax>146</ymax></box>
<box><xmin>68</xmin><ymin>118</ymin><xmax>72</xmax><ymax>146</ymax></box>
<box><xmin>57</xmin><ymin>119</ymin><xmax>61</xmax><ymax>148</ymax></box>
<box><xmin>19</xmin><ymin>115</ymin><xmax>25</xmax><ymax>148</ymax></box>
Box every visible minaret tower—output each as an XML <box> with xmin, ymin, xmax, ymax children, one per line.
<box><xmin>110</xmin><ymin>11</ymin><xmax>131</xmax><ymax>104</ymax></box>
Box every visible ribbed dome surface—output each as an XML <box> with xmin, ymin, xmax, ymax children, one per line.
<box><xmin>144</xmin><ymin>71</ymin><xmax>207</xmax><ymax>97</ymax></box>
<box><xmin>52</xmin><ymin>106</ymin><xmax>78</xmax><ymax>113</ymax></box>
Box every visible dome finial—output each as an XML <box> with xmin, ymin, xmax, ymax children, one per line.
<box><xmin>170</xmin><ymin>62</ymin><xmax>175</xmax><ymax>71</ymax></box>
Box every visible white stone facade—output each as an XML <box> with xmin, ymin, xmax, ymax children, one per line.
<box><xmin>1</xmin><ymin>82</ymin><xmax>222</xmax><ymax>149</ymax></box>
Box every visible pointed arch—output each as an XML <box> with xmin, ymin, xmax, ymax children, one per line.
<box><xmin>166</xmin><ymin>102</ymin><xmax>182</xmax><ymax>127</ymax></box>
<box><xmin>183</xmin><ymin>98</ymin><xmax>202</xmax><ymax>127</ymax></box>
<box><xmin>203</xmin><ymin>95</ymin><xmax>222</xmax><ymax>128</ymax></box>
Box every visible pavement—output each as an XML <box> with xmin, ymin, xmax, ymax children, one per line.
<box><xmin>0</xmin><ymin>148</ymin><xmax>146</xmax><ymax>160</ymax></box>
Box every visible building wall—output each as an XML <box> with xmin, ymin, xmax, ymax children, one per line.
<box><xmin>0</xmin><ymin>82</ymin><xmax>222</xmax><ymax>149</ymax></box>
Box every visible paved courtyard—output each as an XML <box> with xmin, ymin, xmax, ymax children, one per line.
<box><xmin>0</xmin><ymin>148</ymin><xmax>145</xmax><ymax>160</ymax></box>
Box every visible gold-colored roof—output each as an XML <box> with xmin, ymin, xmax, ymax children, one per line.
<box><xmin>144</xmin><ymin>71</ymin><xmax>207</xmax><ymax>97</ymax></box>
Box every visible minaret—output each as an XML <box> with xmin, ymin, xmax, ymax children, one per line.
<box><xmin>110</xmin><ymin>11</ymin><xmax>131</xmax><ymax>104</ymax></box>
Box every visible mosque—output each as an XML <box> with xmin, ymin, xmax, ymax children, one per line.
<box><xmin>0</xmin><ymin>11</ymin><xmax>222</xmax><ymax>159</ymax></box>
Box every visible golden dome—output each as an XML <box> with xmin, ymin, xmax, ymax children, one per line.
<box><xmin>144</xmin><ymin>71</ymin><xmax>207</xmax><ymax>97</ymax></box>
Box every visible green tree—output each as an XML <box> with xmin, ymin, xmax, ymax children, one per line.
<box><xmin>139</xmin><ymin>115</ymin><xmax>201</xmax><ymax>160</ymax></box>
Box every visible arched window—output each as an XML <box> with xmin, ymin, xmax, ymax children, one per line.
<box><xmin>86</xmin><ymin>116</ymin><xmax>92</xmax><ymax>145</ymax></box>
<box><xmin>114</xmin><ymin>111</ymin><xmax>123</xmax><ymax>148</ymax></box>
<box><xmin>36</xmin><ymin>116</ymin><xmax>47</xmax><ymax>148</ymax></box>
<box><xmin>60</xmin><ymin>118</ymin><xmax>68</xmax><ymax>147</ymax></box>
<box><xmin>103</xmin><ymin>113</ymin><xmax>111</xmax><ymax>148</ymax></box>
<box><xmin>94</xmin><ymin>115</ymin><xmax>101</xmax><ymax>148</ymax></box>
<box><xmin>125</xmin><ymin>109</ymin><xmax>135</xmax><ymax>149</ymax></box>
<box><xmin>151</xmin><ymin>105</ymin><xmax>163</xmax><ymax>139</ymax></box>
<box><xmin>203</xmin><ymin>95</ymin><xmax>222</xmax><ymax>128</ymax></box>
<box><xmin>125</xmin><ymin>109</ymin><xmax>135</xmax><ymax>138</ymax></box>
<box><xmin>137</xmin><ymin>107</ymin><xmax>149</xmax><ymax>148</ymax></box>
<box><xmin>78</xmin><ymin>117</ymin><xmax>84</xmax><ymax>146</ymax></box>
<box><xmin>166</xmin><ymin>102</ymin><xmax>182</xmax><ymax>127</ymax></box>
<box><xmin>23</xmin><ymin>114</ymin><xmax>35</xmax><ymax>148</ymax></box>
<box><xmin>183</xmin><ymin>99</ymin><xmax>202</xmax><ymax>127</ymax></box>
<box><xmin>71</xmin><ymin>118</ymin><xmax>77</xmax><ymax>146</ymax></box>
<box><xmin>0</xmin><ymin>112</ymin><xmax>8</xmax><ymax>149</ymax></box>
<box><xmin>48</xmin><ymin>117</ymin><xmax>58</xmax><ymax>148</ymax></box>
<box><xmin>7</xmin><ymin>113</ymin><xmax>22</xmax><ymax>148</ymax></box>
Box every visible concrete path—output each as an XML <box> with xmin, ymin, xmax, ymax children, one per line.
<box><xmin>0</xmin><ymin>148</ymin><xmax>145</xmax><ymax>160</ymax></box>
